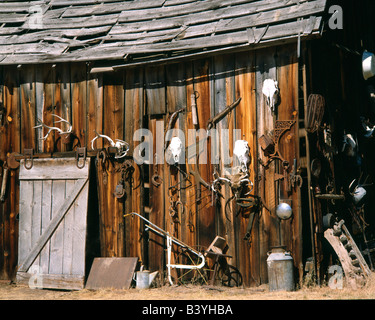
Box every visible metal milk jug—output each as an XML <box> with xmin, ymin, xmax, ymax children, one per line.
<box><xmin>267</xmin><ymin>246</ymin><xmax>295</xmax><ymax>292</ymax></box>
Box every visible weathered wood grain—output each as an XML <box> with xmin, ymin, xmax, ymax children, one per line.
<box><xmin>17</xmin><ymin>158</ymin><xmax>90</xmax><ymax>292</ymax></box>
<box><xmin>149</xmin><ymin>118</ymin><xmax>166</xmax><ymax>277</ymax></box>
<box><xmin>19</xmin><ymin>65</ymin><xmax>36</xmax><ymax>151</ymax></box>
<box><xmin>71</xmin><ymin>63</ymin><xmax>87</xmax><ymax>149</ymax></box>
<box><xmin>193</xmin><ymin>59</ymin><xmax>214</xmax><ymax>250</ymax></box>
<box><xmin>145</xmin><ymin>66</ymin><xmax>166</xmax><ymax>115</ymax></box>
<box><xmin>234</xmin><ymin>50</ymin><xmax>258</xmax><ymax>286</ymax></box>
<box><xmin>255</xmin><ymin>47</ymin><xmax>279</xmax><ymax>284</ymax></box>
<box><xmin>276</xmin><ymin>45</ymin><xmax>301</xmax><ymax>280</ymax></box>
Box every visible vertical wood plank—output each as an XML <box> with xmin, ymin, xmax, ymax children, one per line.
<box><xmin>4</xmin><ymin>66</ymin><xmax>20</xmax><ymax>154</ymax></box>
<box><xmin>276</xmin><ymin>45</ymin><xmax>301</xmax><ymax>279</ymax></box>
<box><xmin>255</xmin><ymin>47</ymin><xmax>279</xmax><ymax>284</ymax></box>
<box><xmin>100</xmin><ymin>72</ymin><xmax>125</xmax><ymax>257</ymax></box>
<box><xmin>87</xmin><ymin>72</ymin><xmax>103</xmax><ymax>151</ymax></box>
<box><xmin>41</xmin><ymin>65</ymin><xmax>55</xmax><ymax>153</ymax></box>
<box><xmin>184</xmin><ymin>61</ymin><xmax>197</xmax><ymax>252</ymax></box>
<box><xmin>3</xmin><ymin>66</ymin><xmax>20</xmax><ymax>279</ymax></box>
<box><xmin>0</xmin><ymin>66</ymin><xmax>4</xmax><ymax>161</ymax></box>
<box><xmin>49</xmin><ymin>180</ymin><xmax>65</xmax><ymax>274</ymax></box>
<box><xmin>55</xmin><ymin>64</ymin><xmax>72</xmax><ymax>152</ymax></box>
<box><xmin>62</xmin><ymin>180</ymin><xmax>75</xmax><ymax>275</ymax></box>
<box><xmin>145</xmin><ymin>66</ymin><xmax>166</xmax><ymax>115</ymax></box>
<box><xmin>193</xmin><ymin>59</ymin><xmax>214</xmax><ymax>250</ymax></box>
<box><xmin>40</xmin><ymin>180</ymin><xmax>52</xmax><ymax>274</ymax></box>
<box><xmin>30</xmin><ymin>181</ymin><xmax>42</xmax><ymax>272</ymax></box>
<box><xmin>234</xmin><ymin>50</ymin><xmax>258</xmax><ymax>286</ymax></box>
<box><xmin>18</xmin><ymin>180</ymin><xmax>33</xmax><ymax>271</ymax></box>
<box><xmin>212</xmin><ymin>55</ymin><xmax>227</xmax><ymax>240</ymax></box>
<box><xmin>124</xmin><ymin>68</ymin><xmax>143</xmax><ymax>260</ymax></box>
<box><xmin>71</xmin><ymin>63</ymin><xmax>87</xmax><ymax>149</ymax></box>
<box><xmin>19</xmin><ymin>65</ymin><xmax>36</xmax><ymax>151</ymax></box>
<box><xmin>72</xmin><ymin>180</ymin><xmax>89</xmax><ymax>275</ymax></box>
<box><xmin>148</xmin><ymin>118</ymin><xmax>165</xmax><ymax>276</ymax></box>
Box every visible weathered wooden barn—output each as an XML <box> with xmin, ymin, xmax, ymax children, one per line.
<box><xmin>0</xmin><ymin>0</ymin><xmax>374</xmax><ymax>290</ymax></box>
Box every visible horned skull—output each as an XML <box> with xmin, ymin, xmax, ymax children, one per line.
<box><xmin>168</xmin><ymin>136</ymin><xmax>183</xmax><ymax>164</ymax></box>
<box><xmin>233</xmin><ymin>140</ymin><xmax>251</xmax><ymax>172</ymax></box>
<box><xmin>90</xmin><ymin>131</ymin><xmax>129</xmax><ymax>159</ymax></box>
<box><xmin>262</xmin><ymin>79</ymin><xmax>279</xmax><ymax>113</ymax></box>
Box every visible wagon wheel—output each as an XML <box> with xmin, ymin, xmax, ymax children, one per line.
<box><xmin>217</xmin><ymin>263</ymin><xmax>243</xmax><ymax>287</ymax></box>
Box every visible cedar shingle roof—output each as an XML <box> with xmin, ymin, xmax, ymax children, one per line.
<box><xmin>0</xmin><ymin>0</ymin><xmax>328</xmax><ymax>66</ymax></box>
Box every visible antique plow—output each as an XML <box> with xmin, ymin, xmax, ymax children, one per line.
<box><xmin>124</xmin><ymin>212</ymin><xmax>205</xmax><ymax>285</ymax></box>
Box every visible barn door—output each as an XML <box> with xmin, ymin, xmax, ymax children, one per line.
<box><xmin>16</xmin><ymin>158</ymin><xmax>90</xmax><ymax>290</ymax></box>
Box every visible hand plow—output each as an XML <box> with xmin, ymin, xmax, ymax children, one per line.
<box><xmin>124</xmin><ymin>212</ymin><xmax>205</xmax><ymax>286</ymax></box>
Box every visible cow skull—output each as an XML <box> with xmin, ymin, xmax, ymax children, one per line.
<box><xmin>167</xmin><ymin>136</ymin><xmax>183</xmax><ymax>164</ymax></box>
<box><xmin>233</xmin><ymin>140</ymin><xmax>251</xmax><ymax>172</ymax></box>
<box><xmin>262</xmin><ymin>79</ymin><xmax>279</xmax><ymax>113</ymax></box>
<box><xmin>91</xmin><ymin>131</ymin><xmax>129</xmax><ymax>159</ymax></box>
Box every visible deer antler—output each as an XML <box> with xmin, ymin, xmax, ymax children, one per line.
<box><xmin>33</xmin><ymin>114</ymin><xmax>72</xmax><ymax>140</ymax></box>
<box><xmin>90</xmin><ymin>131</ymin><xmax>129</xmax><ymax>159</ymax></box>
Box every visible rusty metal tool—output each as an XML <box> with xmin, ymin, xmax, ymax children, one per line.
<box><xmin>189</xmin><ymin>168</ymin><xmax>211</xmax><ymax>202</ymax></box>
<box><xmin>124</xmin><ymin>212</ymin><xmax>205</xmax><ymax>286</ymax></box>
<box><xmin>206</xmin><ymin>97</ymin><xmax>241</xmax><ymax>131</ymax></box>
<box><xmin>288</xmin><ymin>158</ymin><xmax>302</xmax><ymax>192</ymax></box>
<box><xmin>151</xmin><ymin>154</ymin><xmax>163</xmax><ymax>187</ymax></box>
<box><xmin>260</xmin><ymin>120</ymin><xmax>296</xmax><ymax>168</ymax></box>
<box><xmin>0</xmin><ymin>165</ymin><xmax>8</xmax><ymax>202</ymax></box>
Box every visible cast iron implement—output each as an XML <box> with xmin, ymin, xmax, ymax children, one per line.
<box><xmin>124</xmin><ymin>212</ymin><xmax>205</xmax><ymax>286</ymax></box>
<box><xmin>206</xmin><ymin>97</ymin><xmax>241</xmax><ymax>132</ymax></box>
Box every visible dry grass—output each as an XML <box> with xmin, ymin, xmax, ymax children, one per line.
<box><xmin>1</xmin><ymin>273</ymin><xmax>375</xmax><ymax>300</ymax></box>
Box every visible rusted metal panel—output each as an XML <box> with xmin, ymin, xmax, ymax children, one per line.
<box><xmin>85</xmin><ymin>257</ymin><xmax>138</xmax><ymax>290</ymax></box>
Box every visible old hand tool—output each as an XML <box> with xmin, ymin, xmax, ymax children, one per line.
<box><xmin>189</xmin><ymin>168</ymin><xmax>211</xmax><ymax>202</ymax></box>
<box><xmin>206</xmin><ymin>97</ymin><xmax>241</xmax><ymax>131</ymax></box>
<box><xmin>124</xmin><ymin>212</ymin><xmax>205</xmax><ymax>286</ymax></box>
<box><xmin>259</xmin><ymin>120</ymin><xmax>295</xmax><ymax>168</ymax></box>
<box><xmin>0</xmin><ymin>164</ymin><xmax>8</xmax><ymax>202</ymax></box>
<box><xmin>288</xmin><ymin>158</ymin><xmax>302</xmax><ymax>192</ymax></box>
<box><xmin>151</xmin><ymin>154</ymin><xmax>163</xmax><ymax>187</ymax></box>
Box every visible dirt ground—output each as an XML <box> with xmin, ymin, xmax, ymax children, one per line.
<box><xmin>1</xmin><ymin>273</ymin><xmax>375</xmax><ymax>300</ymax></box>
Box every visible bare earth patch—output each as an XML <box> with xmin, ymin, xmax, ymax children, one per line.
<box><xmin>1</xmin><ymin>272</ymin><xmax>375</xmax><ymax>300</ymax></box>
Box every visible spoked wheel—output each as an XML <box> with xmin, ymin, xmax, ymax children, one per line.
<box><xmin>217</xmin><ymin>260</ymin><xmax>243</xmax><ymax>287</ymax></box>
<box><xmin>174</xmin><ymin>246</ymin><xmax>210</xmax><ymax>286</ymax></box>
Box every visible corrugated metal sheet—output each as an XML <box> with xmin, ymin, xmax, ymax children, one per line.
<box><xmin>0</xmin><ymin>0</ymin><xmax>327</xmax><ymax>65</ymax></box>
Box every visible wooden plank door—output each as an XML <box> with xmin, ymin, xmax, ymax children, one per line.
<box><xmin>16</xmin><ymin>158</ymin><xmax>90</xmax><ymax>290</ymax></box>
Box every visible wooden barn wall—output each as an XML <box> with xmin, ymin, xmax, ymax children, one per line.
<box><xmin>0</xmin><ymin>44</ymin><xmax>301</xmax><ymax>286</ymax></box>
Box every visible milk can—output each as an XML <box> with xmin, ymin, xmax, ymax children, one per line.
<box><xmin>267</xmin><ymin>246</ymin><xmax>295</xmax><ymax>292</ymax></box>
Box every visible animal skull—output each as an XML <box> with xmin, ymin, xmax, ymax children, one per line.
<box><xmin>262</xmin><ymin>79</ymin><xmax>279</xmax><ymax>113</ymax></box>
<box><xmin>90</xmin><ymin>131</ymin><xmax>129</xmax><ymax>159</ymax></box>
<box><xmin>342</xmin><ymin>133</ymin><xmax>357</xmax><ymax>157</ymax></box>
<box><xmin>233</xmin><ymin>140</ymin><xmax>251</xmax><ymax>172</ymax></box>
<box><xmin>168</xmin><ymin>137</ymin><xmax>183</xmax><ymax>164</ymax></box>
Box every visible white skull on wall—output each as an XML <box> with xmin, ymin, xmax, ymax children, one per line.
<box><xmin>262</xmin><ymin>79</ymin><xmax>279</xmax><ymax>113</ymax></box>
<box><xmin>233</xmin><ymin>140</ymin><xmax>251</xmax><ymax>171</ymax></box>
<box><xmin>168</xmin><ymin>136</ymin><xmax>183</xmax><ymax>164</ymax></box>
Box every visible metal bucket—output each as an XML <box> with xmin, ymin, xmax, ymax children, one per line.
<box><xmin>267</xmin><ymin>246</ymin><xmax>295</xmax><ymax>292</ymax></box>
